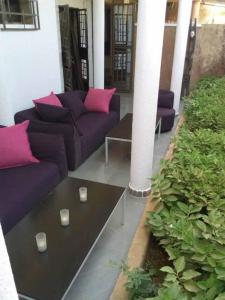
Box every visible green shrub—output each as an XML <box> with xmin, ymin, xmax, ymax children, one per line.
<box><xmin>125</xmin><ymin>76</ymin><xmax>225</xmax><ymax>300</ymax></box>
<box><xmin>184</xmin><ymin>76</ymin><xmax>225</xmax><ymax>132</ymax></box>
<box><xmin>123</xmin><ymin>265</ymin><xmax>158</xmax><ymax>300</ymax></box>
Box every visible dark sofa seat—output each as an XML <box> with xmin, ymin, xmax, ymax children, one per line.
<box><xmin>0</xmin><ymin>131</ymin><xmax>68</xmax><ymax>234</ymax></box>
<box><xmin>157</xmin><ymin>90</ymin><xmax>176</xmax><ymax>132</ymax></box>
<box><xmin>0</xmin><ymin>162</ymin><xmax>60</xmax><ymax>234</ymax></box>
<box><xmin>77</xmin><ymin>111</ymin><xmax>118</xmax><ymax>160</ymax></box>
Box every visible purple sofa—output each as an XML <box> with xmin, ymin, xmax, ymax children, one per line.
<box><xmin>157</xmin><ymin>90</ymin><xmax>175</xmax><ymax>132</ymax></box>
<box><xmin>0</xmin><ymin>130</ymin><xmax>68</xmax><ymax>234</ymax></box>
<box><xmin>15</xmin><ymin>91</ymin><xmax>120</xmax><ymax>171</ymax></box>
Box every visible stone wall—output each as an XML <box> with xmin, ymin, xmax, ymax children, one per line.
<box><xmin>159</xmin><ymin>24</ymin><xmax>225</xmax><ymax>91</ymax></box>
<box><xmin>190</xmin><ymin>24</ymin><xmax>225</xmax><ymax>89</ymax></box>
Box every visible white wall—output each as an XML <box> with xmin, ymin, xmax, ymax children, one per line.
<box><xmin>0</xmin><ymin>0</ymin><xmax>64</xmax><ymax>125</ymax></box>
<box><xmin>57</xmin><ymin>0</ymin><xmax>85</xmax><ymax>9</ymax></box>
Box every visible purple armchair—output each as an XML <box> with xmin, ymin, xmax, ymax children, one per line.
<box><xmin>15</xmin><ymin>91</ymin><xmax>120</xmax><ymax>171</ymax></box>
<box><xmin>157</xmin><ymin>90</ymin><xmax>176</xmax><ymax>132</ymax></box>
<box><xmin>0</xmin><ymin>131</ymin><xmax>68</xmax><ymax>234</ymax></box>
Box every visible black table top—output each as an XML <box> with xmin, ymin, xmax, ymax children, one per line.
<box><xmin>107</xmin><ymin>113</ymin><xmax>160</xmax><ymax>140</ymax></box>
<box><xmin>5</xmin><ymin>178</ymin><xmax>124</xmax><ymax>300</ymax></box>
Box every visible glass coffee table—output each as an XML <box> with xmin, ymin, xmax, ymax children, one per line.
<box><xmin>105</xmin><ymin>113</ymin><xmax>161</xmax><ymax>164</ymax></box>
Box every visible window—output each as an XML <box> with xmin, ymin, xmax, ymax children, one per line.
<box><xmin>0</xmin><ymin>0</ymin><xmax>40</xmax><ymax>30</ymax></box>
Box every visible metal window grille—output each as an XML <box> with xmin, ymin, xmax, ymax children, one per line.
<box><xmin>78</xmin><ymin>9</ymin><xmax>89</xmax><ymax>89</ymax></box>
<box><xmin>0</xmin><ymin>0</ymin><xmax>40</xmax><ymax>31</ymax></box>
<box><xmin>81</xmin><ymin>59</ymin><xmax>88</xmax><ymax>80</ymax></box>
<box><xmin>78</xmin><ymin>9</ymin><xmax>87</xmax><ymax>48</ymax></box>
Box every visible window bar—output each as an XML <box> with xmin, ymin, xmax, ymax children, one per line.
<box><xmin>0</xmin><ymin>0</ymin><xmax>6</xmax><ymax>30</ymax></box>
<box><xmin>29</xmin><ymin>0</ymin><xmax>34</xmax><ymax>29</ymax></box>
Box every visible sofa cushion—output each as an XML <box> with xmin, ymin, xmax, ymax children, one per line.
<box><xmin>0</xmin><ymin>161</ymin><xmax>60</xmax><ymax>234</ymax></box>
<box><xmin>157</xmin><ymin>107</ymin><xmax>175</xmax><ymax>133</ymax></box>
<box><xmin>33</xmin><ymin>92</ymin><xmax>62</xmax><ymax>107</ymax></box>
<box><xmin>84</xmin><ymin>88</ymin><xmax>116</xmax><ymax>113</ymax></box>
<box><xmin>35</xmin><ymin>103</ymin><xmax>72</xmax><ymax>123</ymax></box>
<box><xmin>158</xmin><ymin>90</ymin><xmax>174</xmax><ymax>109</ymax></box>
<box><xmin>57</xmin><ymin>90</ymin><xmax>87</xmax><ymax>120</ymax></box>
<box><xmin>0</xmin><ymin>121</ymin><xmax>39</xmax><ymax>169</ymax></box>
<box><xmin>77</xmin><ymin>111</ymin><xmax>118</xmax><ymax>159</ymax></box>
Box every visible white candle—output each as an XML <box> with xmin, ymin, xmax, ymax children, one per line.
<box><xmin>60</xmin><ymin>209</ymin><xmax>70</xmax><ymax>226</ymax></box>
<box><xmin>79</xmin><ymin>187</ymin><xmax>87</xmax><ymax>202</ymax></box>
<box><xmin>35</xmin><ymin>232</ymin><xmax>47</xmax><ymax>253</ymax></box>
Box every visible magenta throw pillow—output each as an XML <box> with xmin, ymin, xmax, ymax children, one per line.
<box><xmin>33</xmin><ymin>92</ymin><xmax>62</xmax><ymax>107</ymax></box>
<box><xmin>84</xmin><ymin>88</ymin><xmax>116</xmax><ymax>113</ymax></box>
<box><xmin>0</xmin><ymin>121</ymin><xmax>39</xmax><ymax>169</ymax></box>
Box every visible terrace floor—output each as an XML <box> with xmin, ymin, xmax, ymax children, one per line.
<box><xmin>67</xmin><ymin>93</ymin><xmax>179</xmax><ymax>300</ymax></box>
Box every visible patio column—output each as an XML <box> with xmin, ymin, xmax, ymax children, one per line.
<box><xmin>129</xmin><ymin>0</ymin><xmax>167</xmax><ymax>195</ymax></box>
<box><xmin>0</xmin><ymin>224</ymin><xmax>18</xmax><ymax>300</ymax></box>
<box><xmin>170</xmin><ymin>0</ymin><xmax>193</xmax><ymax>114</ymax></box>
<box><xmin>93</xmin><ymin>0</ymin><xmax>105</xmax><ymax>88</ymax></box>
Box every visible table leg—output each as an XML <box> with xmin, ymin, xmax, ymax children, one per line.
<box><xmin>121</xmin><ymin>190</ymin><xmax>126</xmax><ymax>226</ymax></box>
<box><xmin>105</xmin><ymin>137</ymin><xmax>109</xmax><ymax>164</ymax></box>
<box><xmin>158</xmin><ymin>118</ymin><xmax>162</xmax><ymax>139</ymax></box>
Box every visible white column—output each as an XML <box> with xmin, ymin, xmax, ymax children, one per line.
<box><xmin>0</xmin><ymin>224</ymin><xmax>18</xmax><ymax>300</ymax></box>
<box><xmin>93</xmin><ymin>0</ymin><xmax>105</xmax><ymax>89</ymax></box>
<box><xmin>129</xmin><ymin>0</ymin><xmax>167</xmax><ymax>195</ymax></box>
<box><xmin>170</xmin><ymin>0</ymin><xmax>193</xmax><ymax>114</ymax></box>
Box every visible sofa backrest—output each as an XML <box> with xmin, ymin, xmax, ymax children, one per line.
<box><xmin>158</xmin><ymin>90</ymin><xmax>174</xmax><ymax>109</ymax></box>
<box><xmin>57</xmin><ymin>90</ymin><xmax>87</xmax><ymax>106</ymax></box>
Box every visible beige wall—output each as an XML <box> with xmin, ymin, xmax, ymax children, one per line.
<box><xmin>57</xmin><ymin>0</ymin><xmax>85</xmax><ymax>9</ymax></box>
<box><xmin>159</xmin><ymin>24</ymin><xmax>225</xmax><ymax>91</ymax></box>
<box><xmin>160</xmin><ymin>26</ymin><xmax>176</xmax><ymax>90</ymax></box>
<box><xmin>190</xmin><ymin>24</ymin><xmax>225</xmax><ymax>89</ymax></box>
<box><xmin>199</xmin><ymin>1</ymin><xmax>225</xmax><ymax>24</ymax></box>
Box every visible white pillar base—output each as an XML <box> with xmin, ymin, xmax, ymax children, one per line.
<box><xmin>128</xmin><ymin>183</ymin><xmax>151</xmax><ymax>198</ymax></box>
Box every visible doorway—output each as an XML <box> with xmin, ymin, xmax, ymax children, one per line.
<box><xmin>59</xmin><ymin>5</ymin><xmax>89</xmax><ymax>91</ymax></box>
<box><xmin>105</xmin><ymin>0</ymin><xmax>137</xmax><ymax>92</ymax></box>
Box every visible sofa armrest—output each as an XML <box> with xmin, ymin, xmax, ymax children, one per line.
<box><xmin>15</xmin><ymin>107</ymin><xmax>41</xmax><ymax>122</ymax></box>
<box><xmin>110</xmin><ymin>94</ymin><xmax>120</xmax><ymax>119</ymax></box>
<box><xmin>15</xmin><ymin>108</ymin><xmax>76</xmax><ymax>137</ymax></box>
<box><xmin>29</xmin><ymin>132</ymin><xmax>68</xmax><ymax>180</ymax></box>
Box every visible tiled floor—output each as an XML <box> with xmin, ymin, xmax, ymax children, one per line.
<box><xmin>66</xmin><ymin>93</ymin><xmax>179</xmax><ymax>300</ymax></box>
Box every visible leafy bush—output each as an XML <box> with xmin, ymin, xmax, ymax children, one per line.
<box><xmin>184</xmin><ymin>76</ymin><xmax>225</xmax><ymax>131</ymax></box>
<box><xmin>125</xmin><ymin>76</ymin><xmax>225</xmax><ymax>300</ymax></box>
<box><xmin>123</xmin><ymin>265</ymin><xmax>158</xmax><ymax>300</ymax></box>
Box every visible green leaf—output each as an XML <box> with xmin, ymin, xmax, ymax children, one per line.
<box><xmin>174</xmin><ymin>256</ymin><xmax>185</xmax><ymax>274</ymax></box>
<box><xmin>181</xmin><ymin>269</ymin><xmax>201</xmax><ymax>281</ymax></box>
<box><xmin>195</xmin><ymin>220</ymin><xmax>207</xmax><ymax>232</ymax></box>
<box><xmin>183</xmin><ymin>280</ymin><xmax>201</xmax><ymax>293</ymax></box>
<box><xmin>160</xmin><ymin>266</ymin><xmax>175</xmax><ymax>274</ymax></box>
<box><xmin>165</xmin><ymin>195</ymin><xmax>178</xmax><ymax>202</ymax></box>
<box><xmin>177</xmin><ymin>202</ymin><xmax>189</xmax><ymax>214</ymax></box>
<box><xmin>215</xmin><ymin>293</ymin><xmax>225</xmax><ymax>300</ymax></box>
<box><xmin>164</xmin><ymin>273</ymin><xmax>177</xmax><ymax>282</ymax></box>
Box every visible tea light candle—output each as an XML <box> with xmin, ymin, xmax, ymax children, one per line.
<box><xmin>79</xmin><ymin>187</ymin><xmax>87</xmax><ymax>202</ymax></box>
<box><xmin>60</xmin><ymin>209</ymin><xmax>70</xmax><ymax>226</ymax></box>
<box><xmin>35</xmin><ymin>232</ymin><xmax>47</xmax><ymax>253</ymax></box>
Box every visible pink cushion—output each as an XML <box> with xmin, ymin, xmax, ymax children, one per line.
<box><xmin>84</xmin><ymin>88</ymin><xmax>116</xmax><ymax>113</ymax></box>
<box><xmin>0</xmin><ymin>121</ymin><xmax>39</xmax><ymax>169</ymax></box>
<box><xmin>33</xmin><ymin>92</ymin><xmax>62</xmax><ymax>107</ymax></box>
